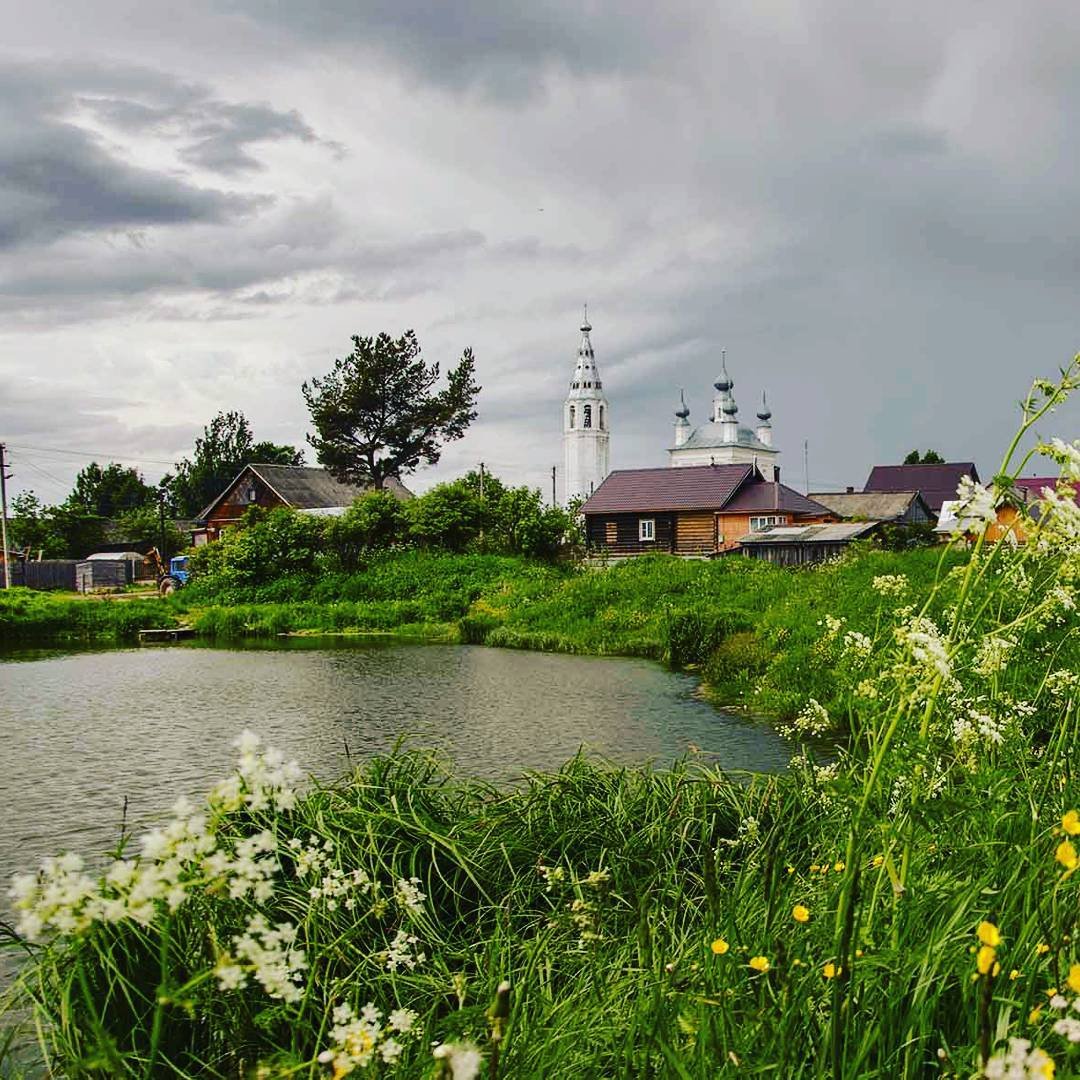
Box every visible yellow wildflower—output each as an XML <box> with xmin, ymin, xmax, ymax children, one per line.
<box><xmin>1046</xmin><ymin>988</ymin><xmax>1058</xmax><ymax>998</ymax></box>
<box><xmin>1036</xmin><ymin>943</ymin><xmax>1051</xmax><ymax>955</ymax></box>
<box><xmin>1056</xmin><ymin>839</ymin><xmax>1078</xmax><ymax>871</ymax></box>
<box><xmin>855</xmin><ymin>949</ymin><xmax>864</xmax><ymax>958</ymax></box>
<box><xmin>1063</xmin><ymin>810</ymin><xmax>1080</xmax><ymax>836</ymax></box>
<box><xmin>792</xmin><ymin>905</ymin><xmax>810</xmax><ymax>924</ymax></box>
<box><xmin>978</xmin><ymin>921</ymin><xmax>1002</xmax><ymax>947</ymax></box>
<box><xmin>1030</xmin><ymin>1006</ymin><xmax>1043</xmax><ymax>1024</ymax></box>
<box><xmin>1010</xmin><ymin>969</ymin><xmax>1021</xmax><ymax>981</ymax></box>
<box><xmin>833</xmin><ymin>861</ymin><xmax>845</xmax><ymax>872</ymax></box>
<box><xmin>786</xmin><ymin>865</ymin><xmax>795</xmax><ymax>875</ymax></box>
<box><xmin>809</xmin><ymin>864</ymin><xmax>821</xmax><ymax>873</ymax></box>
<box><xmin>823</xmin><ymin>962</ymin><xmax>838</xmax><ymax>979</ymax></box>
<box><xmin>710</xmin><ymin>938</ymin><xmax>730</xmax><ymax>955</ymax></box>
<box><xmin>748</xmin><ymin>955</ymin><xmax>770</xmax><ymax>973</ymax></box>
<box><xmin>871</xmin><ymin>854</ymin><xmax>884</xmax><ymax>869</ymax></box>
<box><xmin>977</xmin><ymin>946</ymin><xmax>997</xmax><ymax>975</ymax></box>
<box><xmin>1067</xmin><ymin>964</ymin><xmax>1080</xmax><ymax>994</ymax></box>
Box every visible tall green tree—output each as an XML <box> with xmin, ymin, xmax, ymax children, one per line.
<box><xmin>302</xmin><ymin>331</ymin><xmax>480</xmax><ymax>490</ymax></box>
<box><xmin>67</xmin><ymin>462</ymin><xmax>154</xmax><ymax>517</ymax></box>
<box><xmin>903</xmin><ymin>449</ymin><xmax>946</xmax><ymax>465</ymax></box>
<box><xmin>167</xmin><ymin>411</ymin><xmax>305</xmax><ymax>517</ymax></box>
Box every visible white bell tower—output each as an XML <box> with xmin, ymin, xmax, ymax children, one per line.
<box><xmin>562</xmin><ymin>307</ymin><xmax>610</xmax><ymax>503</ymax></box>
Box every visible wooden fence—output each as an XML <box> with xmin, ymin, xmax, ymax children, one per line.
<box><xmin>9</xmin><ymin>560</ymin><xmax>78</xmax><ymax>590</ymax></box>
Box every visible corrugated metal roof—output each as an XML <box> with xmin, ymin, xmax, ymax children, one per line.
<box><xmin>808</xmin><ymin>490</ymin><xmax>927</xmax><ymax>520</ymax></box>
<box><xmin>738</xmin><ymin>522</ymin><xmax>878</xmax><ymax>544</ymax></box>
<box><xmin>863</xmin><ymin>463</ymin><xmax>978</xmax><ymax>513</ymax></box>
<box><xmin>1015</xmin><ymin>478</ymin><xmax>1080</xmax><ymax>506</ymax></box>
<box><xmin>724</xmin><ymin>482</ymin><xmax>833</xmax><ymax>516</ymax></box>
<box><xmin>581</xmin><ymin>464</ymin><xmax>753</xmax><ymax>513</ymax></box>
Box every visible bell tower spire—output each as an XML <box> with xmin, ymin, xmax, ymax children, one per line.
<box><xmin>562</xmin><ymin>305</ymin><xmax>611</xmax><ymax>503</ymax></box>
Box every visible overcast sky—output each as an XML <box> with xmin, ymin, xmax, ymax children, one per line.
<box><xmin>1</xmin><ymin>0</ymin><xmax>1077</xmax><ymax>504</ymax></box>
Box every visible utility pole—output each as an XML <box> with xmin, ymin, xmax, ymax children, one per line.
<box><xmin>551</xmin><ymin>466</ymin><xmax>557</xmax><ymax>508</ymax></box>
<box><xmin>0</xmin><ymin>443</ymin><xmax>11</xmax><ymax>589</ymax></box>
<box><xmin>478</xmin><ymin>462</ymin><xmax>485</xmax><ymax>545</ymax></box>
<box><xmin>803</xmin><ymin>439</ymin><xmax>810</xmax><ymax>496</ymax></box>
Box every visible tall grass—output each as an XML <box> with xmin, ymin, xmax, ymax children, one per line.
<box><xmin>0</xmin><ymin>589</ymin><xmax>178</xmax><ymax>646</ymax></box>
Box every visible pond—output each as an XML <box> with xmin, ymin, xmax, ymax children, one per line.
<box><xmin>0</xmin><ymin>638</ymin><xmax>795</xmax><ymax>888</ymax></box>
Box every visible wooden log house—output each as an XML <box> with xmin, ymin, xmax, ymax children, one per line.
<box><xmin>580</xmin><ymin>463</ymin><xmax>835</xmax><ymax>558</ymax></box>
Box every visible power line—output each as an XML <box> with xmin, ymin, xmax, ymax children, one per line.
<box><xmin>6</xmin><ymin>443</ymin><xmax>178</xmax><ymax>468</ymax></box>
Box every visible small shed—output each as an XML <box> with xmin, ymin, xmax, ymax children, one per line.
<box><xmin>76</xmin><ymin>551</ymin><xmax>147</xmax><ymax>593</ymax></box>
<box><xmin>737</xmin><ymin>522</ymin><xmax>880</xmax><ymax>566</ymax></box>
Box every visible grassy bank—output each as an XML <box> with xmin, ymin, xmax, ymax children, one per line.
<box><xmin>0</xmin><ymin>588</ymin><xmax>178</xmax><ymax>645</ymax></box>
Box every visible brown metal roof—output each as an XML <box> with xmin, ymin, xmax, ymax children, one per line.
<box><xmin>808</xmin><ymin>490</ymin><xmax>930</xmax><ymax>521</ymax></box>
<box><xmin>863</xmin><ymin>463</ymin><xmax>979</xmax><ymax>513</ymax></box>
<box><xmin>580</xmin><ymin>464</ymin><xmax>754</xmax><ymax>513</ymax></box>
<box><xmin>723</xmin><ymin>482</ymin><xmax>833</xmax><ymax>516</ymax></box>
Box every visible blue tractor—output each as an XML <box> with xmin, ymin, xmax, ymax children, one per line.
<box><xmin>150</xmin><ymin>549</ymin><xmax>190</xmax><ymax>595</ymax></box>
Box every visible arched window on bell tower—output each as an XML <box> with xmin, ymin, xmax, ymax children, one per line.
<box><xmin>584</xmin><ymin>404</ymin><xmax>592</xmax><ymax>428</ymax></box>
<box><xmin>599</xmin><ymin>405</ymin><xmax>605</xmax><ymax>430</ymax></box>
<box><xmin>568</xmin><ymin>405</ymin><xmax>575</xmax><ymax>428</ymax></box>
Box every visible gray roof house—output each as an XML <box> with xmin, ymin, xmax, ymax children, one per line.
<box><xmin>808</xmin><ymin>489</ymin><xmax>933</xmax><ymax>524</ymax></box>
<box><xmin>194</xmin><ymin>464</ymin><xmax>412</xmax><ymax>544</ymax></box>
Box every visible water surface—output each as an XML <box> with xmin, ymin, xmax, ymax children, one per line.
<box><xmin>0</xmin><ymin>639</ymin><xmax>792</xmax><ymax>887</ymax></box>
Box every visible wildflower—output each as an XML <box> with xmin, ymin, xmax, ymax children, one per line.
<box><xmin>871</xmin><ymin>854</ymin><xmax>884</xmax><ymax>869</ymax></box>
<box><xmin>1062</xmin><ymin>811</ymin><xmax>1080</xmax><ymax>836</ymax></box>
<box><xmin>1052</xmin><ymin>1017</ymin><xmax>1080</xmax><ymax>1043</ymax></box>
<box><xmin>792</xmin><ymin>905</ymin><xmax>810</xmax><ymax>924</ymax></box>
<box><xmin>977</xmin><ymin>946</ymin><xmax>998</xmax><ymax>976</ymax></box>
<box><xmin>388</xmin><ymin>1008</ymin><xmax>418</xmax><ymax>1034</ymax></box>
<box><xmin>872</xmin><ymin>573</ymin><xmax>908</xmax><ymax>597</ymax></box>
<box><xmin>710</xmin><ymin>938</ymin><xmax>730</xmax><ymax>955</ymax></box>
<box><xmin>842</xmin><ymin>630</ymin><xmax>872</xmax><ymax>658</ymax></box>
<box><xmin>393</xmin><ymin>876</ymin><xmax>427</xmax><ymax>915</ymax></box>
<box><xmin>1055</xmin><ymin>840</ymin><xmax>1078</xmax><ymax>871</ymax></box>
<box><xmin>978</xmin><ymin>922</ymin><xmax>1003</xmax><ymax>947</ymax></box>
<box><xmin>385</xmin><ymin>929</ymin><xmax>426</xmax><ymax>972</ymax></box>
<box><xmin>791</xmin><ymin>699</ymin><xmax>831</xmax><ymax>738</ymax></box>
<box><xmin>432</xmin><ymin>1041</ymin><xmax>484</xmax><ymax>1080</ymax></box>
<box><xmin>1050</xmin><ymin>995</ymin><xmax>1068</xmax><ymax>1010</ymax></box>
<box><xmin>748</xmin><ymin>955</ymin><xmax>770</xmax><ymax>973</ymax></box>
<box><xmin>1011</xmin><ymin>970</ymin><xmax>1022</xmax><ymax>981</ymax></box>
<box><xmin>1030</xmin><ymin>1007</ymin><xmax>1043</xmax><ymax>1025</ymax></box>
<box><xmin>319</xmin><ymin>1001</ymin><xmax>419</xmax><ymax>1075</ymax></box>
<box><xmin>983</xmin><ymin>1038</ymin><xmax>1055</xmax><ymax>1079</ymax></box>
<box><xmin>823</xmin><ymin>962</ymin><xmax>838</xmax><ymax>979</ymax></box>
<box><xmin>833</xmin><ymin>861</ymin><xmax>845</xmax><ymax>872</ymax></box>
<box><xmin>584</xmin><ymin>869</ymin><xmax>610</xmax><ymax>888</ymax></box>
<box><xmin>1068</xmin><ymin>965</ymin><xmax>1080</xmax><ymax>994</ymax></box>
<box><xmin>1043</xmin><ymin>437</ymin><xmax>1080</xmax><ymax>481</ymax></box>
<box><xmin>220</xmin><ymin>915</ymin><xmax>306</xmax><ymax>1003</ymax></box>
<box><xmin>1037</xmin><ymin>943</ymin><xmax>1051</xmax><ymax>955</ymax></box>
<box><xmin>952</xmin><ymin>476</ymin><xmax>997</xmax><ymax>535</ymax></box>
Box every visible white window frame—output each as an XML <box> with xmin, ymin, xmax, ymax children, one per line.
<box><xmin>749</xmin><ymin>515</ymin><xmax>787</xmax><ymax>532</ymax></box>
<box><xmin>639</xmin><ymin>518</ymin><xmax>656</xmax><ymax>541</ymax></box>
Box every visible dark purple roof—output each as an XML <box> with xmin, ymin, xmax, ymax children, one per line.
<box><xmin>723</xmin><ymin>482</ymin><xmax>833</xmax><ymax>517</ymax></box>
<box><xmin>1015</xmin><ymin>478</ymin><xmax>1080</xmax><ymax>506</ymax></box>
<box><xmin>581</xmin><ymin>464</ymin><xmax>753</xmax><ymax>513</ymax></box>
<box><xmin>863</xmin><ymin>463</ymin><xmax>979</xmax><ymax>513</ymax></box>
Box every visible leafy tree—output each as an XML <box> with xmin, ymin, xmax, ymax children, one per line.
<box><xmin>302</xmin><ymin>331</ymin><xmax>480</xmax><ymax>490</ymax></box>
<box><xmin>903</xmin><ymin>449</ymin><xmax>946</xmax><ymax>465</ymax></box>
<box><xmin>67</xmin><ymin>462</ymin><xmax>154</xmax><ymax>517</ymax></box>
<box><xmin>406</xmin><ymin>481</ymin><xmax>484</xmax><ymax>552</ymax></box>
<box><xmin>114</xmin><ymin>506</ymin><xmax>187</xmax><ymax>559</ymax></box>
<box><xmin>42</xmin><ymin>505</ymin><xmax>109</xmax><ymax>559</ymax></box>
<box><xmin>324</xmin><ymin>492</ymin><xmax>409</xmax><ymax>571</ymax></box>
<box><xmin>8</xmin><ymin>492</ymin><xmax>58</xmax><ymax>555</ymax></box>
<box><xmin>168</xmin><ymin>411</ymin><xmax>305</xmax><ymax>517</ymax></box>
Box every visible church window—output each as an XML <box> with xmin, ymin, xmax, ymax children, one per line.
<box><xmin>599</xmin><ymin>405</ymin><xmax>605</xmax><ymax>429</ymax></box>
<box><xmin>639</xmin><ymin>518</ymin><xmax>655</xmax><ymax>541</ymax></box>
<box><xmin>583</xmin><ymin>405</ymin><xmax>592</xmax><ymax>428</ymax></box>
<box><xmin>569</xmin><ymin>406</ymin><xmax>575</xmax><ymax>428</ymax></box>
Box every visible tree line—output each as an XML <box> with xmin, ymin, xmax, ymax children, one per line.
<box><xmin>8</xmin><ymin>331</ymin><xmax>482</xmax><ymax>560</ymax></box>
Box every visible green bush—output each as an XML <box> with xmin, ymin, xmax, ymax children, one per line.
<box><xmin>665</xmin><ymin>607</ymin><xmax>754</xmax><ymax>668</ymax></box>
<box><xmin>702</xmin><ymin>630</ymin><xmax>773</xmax><ymax>702</ymax></box>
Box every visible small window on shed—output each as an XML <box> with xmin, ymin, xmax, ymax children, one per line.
<box><xmin>583</xmin><ymin>404</ymin><xmax>592</xmax><ymax>428</ymax></box>
<box><xmin>639</xmin><ymin>518</ymin><xmax>655</xmax><ymax>541</ymax></box>
<box><xmin>245</xmin><ymin>484</ymin><xmax>257</xmax><ymax>503</ymax></box>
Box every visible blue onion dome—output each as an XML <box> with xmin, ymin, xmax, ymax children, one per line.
<box><xmin>757</xmin><ymin>392</ymin><xmax>772</xmax><ymax>422</ymax></box>
<box><xmin>675</xmin><ymin>389</ymin><xmax>690</xmax><ymax>419</ymax></box>
<box><xmin>722</xmin><ymin>397</ymin><xmax>738</xmax><ymax>416</ymax></box>
<box><xmin>714</xmin><ymin>373</ymin><xmax>732</xmax><ymax>393</ymax></box>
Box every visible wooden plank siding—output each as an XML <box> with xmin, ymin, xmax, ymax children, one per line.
<box><xmin>586</xmin><ymin>513</ymin><xmax>675</xmax><ymax>556</ymax></box>
<box><xmin>674</xmin><ymin>511</ymin><xmax>715</xmax><ymax>555</ymax></box>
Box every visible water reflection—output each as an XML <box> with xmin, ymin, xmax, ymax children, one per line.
<box><xmin>0</xmin><ymin>640</ymin><xmax>793</xmax><ymax>887</ymax></box>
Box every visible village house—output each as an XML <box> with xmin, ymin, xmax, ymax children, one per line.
<box><xmin>937</xmin><ymin>477</ymin><xmax>1080</xmax><ymax>543</ymax></box>
<box><xmin>807</xmin><ymin>489</ymin><xmax>933</xmax><ymax>525</ymax></box>
<box><xmin>580</xmin><ymin>463</ymin><xmax>835</xmax><ymax>557</ymax></box>
<box><xmin>861</xmin><ymin>462</ymin><xmax>979</xmax><ymax>517</ymax></box>
<box><xmin>193</xmin><ymin>464</ymin><xmax>412</xmax><ymax>545</ymax></box>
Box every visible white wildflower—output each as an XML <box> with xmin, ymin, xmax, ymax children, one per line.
<box><xmin>973</xmin><ymin>636</ymin><xmax>1016</xmax><ymax>677</ymax></box>
<box><xmin>952</xmin><ymin>476</ymin><xmax>997</xmax><ymax>535</ymax></box>
<box><xmin>1054</xmin><ymin>1017</ymin><xmax>1080</xmax><ymax>1043</ymax></box>
<box><xmin>388</xmin><ymin>1007</ymin><xmax>418</xmax><ymax>1034</ymax></box>
<box><xmin>385</xmin><ymin>929</ymin><xmax>426</xmax><ymax>972</ymax></box>
<box><xmin>224</xmin><ymin>914</ymin><xmax>306</xmax><ymax>1003</ymax></box>
<box><xmin>983</xmin><ymin>1037</ymin><xmax>1055</xmax><ymax>1079</ymax></box>
<box><xmin>842</xmin><ymin>630</ymin><xmax>872</xmax><ymax>658</ymax></box>
<box><xmin>432</xmin><ymin>1041</ymin><xmax>484</xmax><ymax>1080</ymax></box>
<box><xmin>872</xmin><ymin>573</ymin><xmax>908</xmax><ymax>598</ymax></box>
<box><xmin>1043</xmin><ymin>437</ymin><xmax>1080</xmax><ymax>481</ymax></box>
<box><xmin>394</xmin><ymin>876</ymin><xmax>427</xmax><ymax>915</ymax></box>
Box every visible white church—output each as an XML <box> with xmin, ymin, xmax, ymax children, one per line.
<box><xmin>561</xmin><ymin>312</ymin><xmax>779</xmax><ymax>501</ymax></box>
